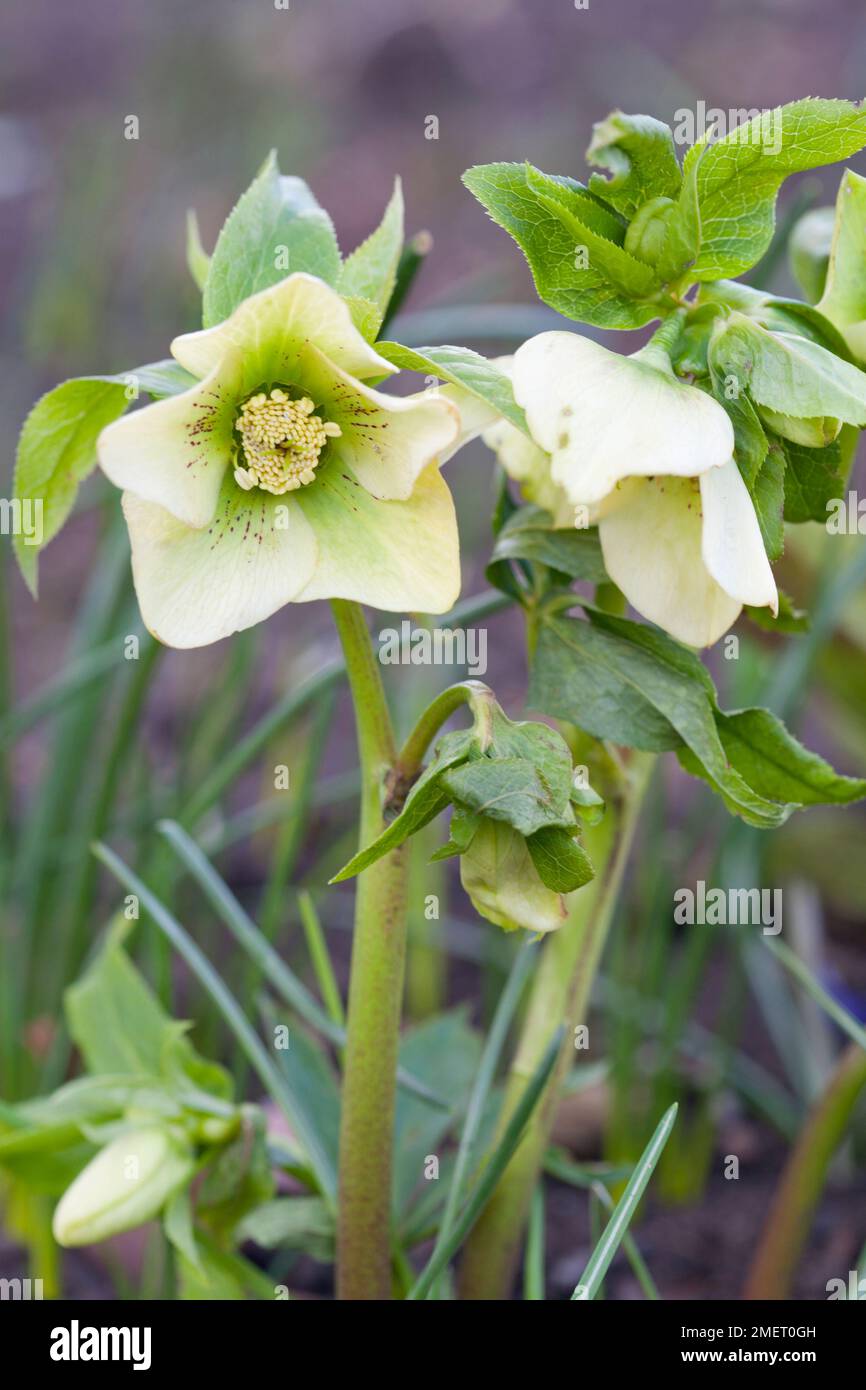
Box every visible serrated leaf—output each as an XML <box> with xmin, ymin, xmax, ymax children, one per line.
<box><xmin>376</xmin><ymin>341</ymin><xmax>528</xmax><ymax>435</ymax></box>
<box><xmin>342</xmin><ymin>294</ymin><xmax>382</xmax><ymax>341</ymax></box>
<box><xmin>680</xmin><ymin>706</ymin><xmax>866</xmax><ymax>810</ymax></box>
<box><xmin>441</xmin><ymin>757</ymin><xmax>574</xmax><ymax>838</ymax></box>
<box><xmin>13</xmin><ymin>377</ymin><xmax>130</xmax><ymax>594</ymax></box>
<box><xmin>586</xmin><ymin>111</ymin><xmax>682</xmax><ymax>218</ymax></box>
<box><xmin>463</xmin><ymin>161</ymin><xmax>661</xmax><ymax>330</ymax></box>
<box><xmin>526</xmin><ymin>825</ymin><xmax>594</xmax><ymax>892</ymax></box>
<box><xmin>653</xmin><ymin>146</ymin><xmax>702</xmax><ymax>284</ymax></box>
<box><xmin>202</xmin><ymin>152</ymin><xmax>341</xmax><ymax>328</ymax></box>
<box><xmin>338</xmin><ymin>178</ymin><xmax>403</xmax><ymax>336</ymax></box>
<box><xmin>713</xmin><ymin>314</ymin><xmax>866</xmax><ymax>423</ymax></box>
<box><xmin>530</xmin><ymin>611</ymin><xmax>789</xmax><ymax>827</ymax></box>
<box><xmin>781</xmin><ymin>435</ymin><xmax>843</xmax><ymax>523</ymax></box>
<box><xmin>684</xmin><ymin>98</ymin><xmax>866</xmax><ymax>280</ymax></box>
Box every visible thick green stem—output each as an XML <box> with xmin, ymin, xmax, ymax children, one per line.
<box><xmin>331</xmin><ymin>600</ymin><xmax>408</xmax><ymax>1300</ymax></box>
<box><xmin>743</xmin><ymin>1042</ymin><xmax>866</xmax><ymax>1300</ymax></box>
<box><xmin>458</xmin><ymin>751</ymin><xmax>654</xmax><ymax>1299</ymax></box>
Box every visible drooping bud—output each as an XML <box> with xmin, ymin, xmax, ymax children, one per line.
<box><xmin>459</xmin><ymin>818</ymin><xmax>569</xmax><ymax>935</ymax></box>
<box><xmin>52</xmin><ymin>1126</ymin><xmax>194</xmax><ymax>1248</ymax></box>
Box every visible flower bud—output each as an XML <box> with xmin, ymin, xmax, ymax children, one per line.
<box><xmin>52</xmin><ymin>1126</ymin><xmax>194</xmax><ymax>1247</ymax></box>
<box><xmin>460</xmin><ymin>819</ymin><xmax>568</xmax><ymax>935</ymax></box>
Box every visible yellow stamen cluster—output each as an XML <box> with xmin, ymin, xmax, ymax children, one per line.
<box><xmin>233</xmin><ymin>388</ymin><xmax>341</xmax><ymax>495</ymax></box>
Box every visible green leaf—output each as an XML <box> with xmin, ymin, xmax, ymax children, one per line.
<box><xmin>185</xmin><ymin>210</ymin><xmax>211</xmax><ymax>294</ymax></box>
<box><xmin>586</xmin><ymin>111</ymin><xmax>682</xmax><ymax>218</ymax></box>
<box><xmin>164</xmin><ymin>1190</ymin><xmax>204</xmax><ymax>1275</ymax></box>
<box><xmin>818</xmin><ymin>169</ymin><xmax>866</xmax><ymax>361</ymax></box>
<box><xmin>751</xmin><ymin>443</ymin><xmax>786</xmax><ymax>562</ymax></box>
<box><xmin>338</xmin><ymin>178</ymin><xmax>403</xmax><ymax>336</ymax></box>
<box><xmin>526</xmin><ymin>825</ymin><xmax>594</xmax><ymax>892</ymax></box>
<box><xmin>393</xmin><ymin>1012</ymin><xmax>481</xmax><ymax>1219</ymax></box>
<box><xmin>718</xmin><ymin>707</ymin><xmax>866</xmax><ymax>806</ymax></box>
<box><xmin>197</xmin><ymin>1106</ymin><xmax>275</xmax><ymax>1240</ymax></box>
<box><xmin>781</xmin><ymin>435</ymin><xmax>843</xmax><ymax>524</ymax></box>
<box><xmin>462</xmin><ymin>161</ymin><xmax>661</xmax><ymax>330</ymax></box>
<box><xmin>342</xmin><ymin>295</ymin><xmax>383</xmax><ymax>342</ymax></box>
<box><xmin>202</xmin><ymin>151</ymin><xmax>341</xmax><ymax>328</ymax></box>
<box><xmin>65</xmin><ymin>936</ymin><xmax>233</xmax><ymax>1101</ymax></box>
<box><xmin>442</xmin><ymin>757</ymin><xmax>574</xmax><ymax>838</ymax></box>
<box><xmin>238</xmin><ymin>1196</ymin><xmax>334</xmax><ymax>1262</ymax></box>
<box><xmin>487</xmin><ymin>505</ymin><xmax>608</xmax><ymax>583</ymax></box>
<box><xmin>684</xmin><ymin>99</ymin><xmax>866</xmax><ymax>280</ymax></box>
<box><xmin>529</xmin><ymin>608</ymin><xmax>862</xmax><ymax>828</ymax></box>
<box><xmin>13</xmin><ymin>377</ymin><xmax>129</xmax><ymax>594</ymax></box>
<box><xmin>653</xmin><ymin>146</ymin><xmax>702</xmax><ymax>284</ymax></box>
<box><xmin>572</xmin><ymin>1103</ymin><xmax>677</xmax><ymax>1300</ymax></box>
<box><xmin>713</xmin><ymin>313</ymin><xmax>866</xmax><ymax>424</ymax></box>
<box><xmin>375</xmin><ymin>341</ymin><xmax>528</xmax><ymax>435</ymax></box>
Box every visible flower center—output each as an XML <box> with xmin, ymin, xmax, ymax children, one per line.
<box><xmin>233</xmin><ymin>388</ymin><xmax>342</xmax><ymax>495</ymax></box>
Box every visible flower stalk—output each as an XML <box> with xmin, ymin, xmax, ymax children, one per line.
<box><xmin>331</xmin><ymin>599</ymin><xmax>409</xmax><ymax>1300</ymax></box>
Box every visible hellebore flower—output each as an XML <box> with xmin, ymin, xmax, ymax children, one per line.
<box><xmin>482</xmin><ymin>332</ymin><xmax>777</xmax><ymax>648</ymax></box>
<box><xmin>52</xmin><ymin>1126</ymin><xmax>194</xmax><ymax>1247</ymax></box>
<box><xmin>97</xmin><ymin>273</ymin><xmax>461</xmax><ymax>647</ymax></box>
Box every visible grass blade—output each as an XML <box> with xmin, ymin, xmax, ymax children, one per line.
<box><xmin>764</xmin><ymin>936</ymin><xmax>866</xmax><ymax>1053</ymax></box>
<box><xmin>571</xmin><ymin>1102</ymin><xmax>678</xmax><ymax>1301</ymax></box>
<box><xmin>407</xmin><ymin>1024</ymin><xmax>563</xmax><ymax>1301</ymax></box>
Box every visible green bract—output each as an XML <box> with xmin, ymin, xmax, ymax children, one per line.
<box><xmin>332</xmin><ymin>695</ymin><xmax>597</xmax><ymax>933</ymax></box>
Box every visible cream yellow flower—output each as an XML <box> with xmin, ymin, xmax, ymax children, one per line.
<box><xmin>98</xmin><ymin>273</ymin><xmax>461</xmax><ymax>647</ymax></box>
<box><xmin>481</xmin><ymin>332</ymin><xmax>777</xmax><ymax>648</ymax></box>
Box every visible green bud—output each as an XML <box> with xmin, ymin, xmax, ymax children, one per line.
<box><xmin>756</xmin><ymin>404</ymin><xmax>842</xmax><ymax>448</ymax></box>
<box><xmin>52</xmin><ymin>1126</ymin><xmax>194</xmax><ymax>1248</ymax></box>
<box><xmin>624</xmin><ymin>197</ymin><xmax>675</xmax><ymax>267</ymax></box>
<box><xmin>460</xmin><ymin>819</ymin><xmax>568</xmax><ymax>935</ymax></box>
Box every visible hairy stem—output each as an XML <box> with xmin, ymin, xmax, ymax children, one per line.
<box><xmin>458</xmin><ymin>751</ymin><xmax>654</xmax><ymax>1299</ymax></box>
<box><xmin>331</xmin><ymin>599</ymin><xmax>408</xmax><ymax>1300</ymax></box>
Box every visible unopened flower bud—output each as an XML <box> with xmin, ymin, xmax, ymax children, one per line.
<box><xmin>52</xmin><ymin>1126</ymin><xmax>194</xmax><ymax>1248</ymax></box>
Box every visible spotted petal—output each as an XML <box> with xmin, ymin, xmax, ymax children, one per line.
<box><xmin>296</xmin><ymin>345</ymin><xmax>460</xmax><ymax>499</ymax></box>
<box><xmin>512</xmin><ymin>331</ymin><xmax>734</xmax><ymax>505</ymax></box>
<box><xmin>295</xmin><ymin>461</ymin><xmax>459</xmax><ymax>613</ymax></box>
<box><xmin>171</xmin><ymin>272</ymin><xmax>394</xmax><ymax>389</ymax></box>
<box><xmin>122</xmin><ymin>479</ymin><xmax>318</xmax><ymax>648</ymax></box>
<box><xmin>98</xmin><ymin>355</ymin><xmax>240</xmax><ymax>528</ymax></box>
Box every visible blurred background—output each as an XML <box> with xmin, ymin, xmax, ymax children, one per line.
<box><xmin>2</xmin><ymin>0</ymin><xmax>866</xmax><ymax>1300</ymax></box>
